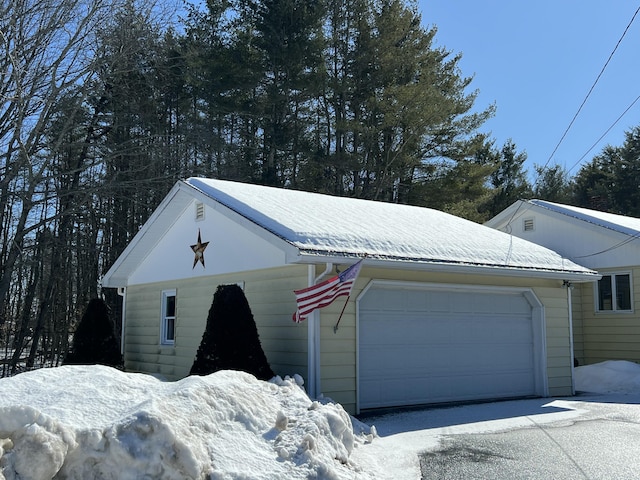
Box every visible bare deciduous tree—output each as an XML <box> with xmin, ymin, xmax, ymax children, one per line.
<box><xmin>0</xmin><ymin>0</ymin><xmax>114</xmax><ymax>373</ymax></box>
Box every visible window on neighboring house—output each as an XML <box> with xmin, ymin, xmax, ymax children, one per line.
<box><xmin>597</xmin><ymin>273</ymin><xmax>632</xmax><ymax>312</ymax></box>
<box><xmin>161</xmin><ymin>289</ymin><xmax>177</xmax><ymax>345</ymax></box>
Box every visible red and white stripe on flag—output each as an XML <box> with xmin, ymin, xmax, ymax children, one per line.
<box><xmin>292</xmin><ymin>259</ymin><xmax>363</xmax><ymax>323</ymax></box>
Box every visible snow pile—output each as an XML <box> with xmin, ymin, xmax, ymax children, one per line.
<box><xmin>0</xmin><ymin>366</ymin><xmax>374</xmax><ymax>480</ymax></box>
<box><xmin>575</xmin><ymin>360</ymin><xmax>640</xmax><ymax>394</ymax></box>
<box><xmin>5</xmin><ymin>361</ymin><xmax>638</xmax><ymax>480</ymax></box>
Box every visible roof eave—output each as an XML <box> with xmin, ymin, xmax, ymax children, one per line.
<box><xmin>102</xmin><ymin>180</ymin><xmax>303</xmax><ymax>288</ymax></box>
<box><xmin>291</xmin><ymin>252</ymin><xmax>600</xmax><ymax>283</ymax></box>
<box><xmin>101</xmin><ymin>182</ymin><xmax>190</xmax><ymax>288</ymax></box>
<box><xmin>182</xmin><ymin>180</ymin><xmax>301</xmax><ymax>261</ymax></box>
<box><xmin>529</xmin><ymin>200</ymin><xmax>640</xmax><ymax>237</ymax></box>
<box><xmin>484</xmin><ymin>199</ymin><xmax>530</xmax><ymax>230</ymax></box>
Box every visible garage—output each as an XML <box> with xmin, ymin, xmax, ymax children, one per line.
<box><xmin>358</xmin><ymin>282</ymin><xmax>546</xmax><ymax>410</ymax></box>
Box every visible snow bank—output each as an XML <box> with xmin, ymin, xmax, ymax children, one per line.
<box><xmin>575</xmin><ymin>360</ymin><xmax>640</xmax><ymax>394</ymax></box>
<box><xmin>0</xmin><ymin>366</ymin><xmax>374</xmax><ymax>480</ymax></box>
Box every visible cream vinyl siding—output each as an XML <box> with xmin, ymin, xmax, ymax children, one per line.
<box><xmin>317</xmin><ymin>276</ymin><xmax>367</xmax><ymax>413</ymax></box>
<box><xmin>124</xmin><ymin>265</ymin><xmax>308</xmax><ymax>381</ymax></box>
<box><xmin>124</xmin><ymin>262</ymin><xmax>576</xmax><ymax>414</ymax></box>
<box><xmin>317</xmin><ymin>267</ymin><xmax>574</xmax><ymax>413</ymax></box>
<box><xmin>578</xmin><ymin>266</ymin><xmax>640</xmax><ymax>364</ymax></box>
<box><xmin>536</xmin><ymin>286</ymin><xmax>573</xmax><ymax>395</ymax></box>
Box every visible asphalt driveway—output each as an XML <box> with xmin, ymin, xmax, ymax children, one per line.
<box><xmin>358</xmin><ymin>393</ymin><xmax>640</xmax><ymax>480</ymax></box>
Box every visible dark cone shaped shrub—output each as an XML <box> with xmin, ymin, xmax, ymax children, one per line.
<box><xmin>190</xmin><ymin>284</ymin><xmax>275</xmax><ymax>380</ymax></box>
<box><xmin>64</xmin><ymin>298</ymin><xmax>124</xmax><ymax>369</ymax></box>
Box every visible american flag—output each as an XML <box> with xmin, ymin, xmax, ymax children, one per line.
<box><xmin>292</xmin><ymin>259</ymin><xmax>364</xmax><ymax>323</ymax></box>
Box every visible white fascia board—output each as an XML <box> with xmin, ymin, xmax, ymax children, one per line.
<box><xmin>497</xmin><ymin>201</ymin><xmax>636</xmax><ymax>253</ymax></box>
<box><xmin>530</xmin><ymin>201</ymin><xmax>635</xmax><ymax>239</ymax></box>
<box><xmin>484</xmin><ymin>200</ymin><xmax>531</xmax><ymax>230</ymax></box>
<box><xmin>292</xmin><ymin>253</ymin><xmax>600</xmax><ymax>283</ymax></box>
<box><xmin>102</xmin><ymin>180</ymin><xmax>302</xmax><ymax>288</ymax></box>
<box><xmin>101</xmin><ymin>183</ymin><xmax>190</xmax><ymax>288</ymax></box>
<box><xmin>181</xmin><ymin>181</ymin><xmax>301</xmax><ymax>263</ymax></box>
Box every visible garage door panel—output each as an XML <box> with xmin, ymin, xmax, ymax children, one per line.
<box><xmin>404</xmin><ymin>290</ymin><xmax>430</xmax><ymax>311</ymax></box>
<box><xmin>361</xmin><ymin>289</ymin><xmax>406</xmax><ymax>311</ymax></box>
<box><xmin>424</xmin><ymin>291</ymin><xmax>452</xmax><ymax>312</ymax></box>
<box><xmin>360</xmin><ymin>315</ymin><xmax>453</xmax><ymax>344</ymax></box>
<box><xmin>361</xmin><ymin>344</ymin><xmax>532</xmax><ymax>377</ymax></box>
<box><xmin>361</xmin><ymin>370</ymin><xmax>536</xmax><ymax>408</ymax></box>
<box><xmin>463</xmin><ymin>316</ymin><xmax>532</xmax><ymax>343</ymax></box>
<box><xmin>360</xmin><ymin>345</ymin><xmax>461</xmax><ymax>376</ymax></box>
<box><xmin>359</xmin><ymin>286</ymin><xmax>539</xmax><ymax>409</ymax></box>
<box><xmin>361</xmin><ymin>314</ymin><xmax>532</xmax><ymax>346</ymax></box>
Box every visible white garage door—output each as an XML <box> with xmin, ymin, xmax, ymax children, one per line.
<box><xmin>359</xmin><ymin>284</ymin><xmax>543</xmax><ymax>410</ymax></box>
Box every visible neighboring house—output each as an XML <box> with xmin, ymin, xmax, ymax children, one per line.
<box><xmin>486</xmin><ymin>199</ymin><xmax>640</xmax><ymax>367</ymax></box>
<box><xmin>101</xmin><ymin>179</ymin><xmax>597</xmax><ymax>414</ymax></box>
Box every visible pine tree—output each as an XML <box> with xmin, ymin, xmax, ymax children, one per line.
<box><xmin>486</xmin><ymin>140</ymin><xmax>532</xmax><ymax>217</ymax></box>
<box><xmin>573</xmin><ymin>126</ymin><xmax>640</xmax><ymax>216</ymax></box>
<box><xmin>64</xmin><ymin>298</ymin><xmax>124</xmax><ymax>369</ymax></box>
<box><xmin>320</xmin><ymin>0</ymin><xmax>494</xmax><ymax>202</ymax></box>
<box><xmin>533</xmin><ymin>164</ymin><xmax>573</xmax><ymax>203</ymax></box>
<box><xmin>253</xmin><ymin>0</ymin><xmax>326</xmax><ymax>187</ymax></box>
<box><xmin>611</xmin><ymin>126</ymin><xmax>640</xmax><ymax>217</ymax></box>
<box><xmin>190</xmin><ymin>284</ymin><xmax>275</xmax><ymax>381</ymax></box>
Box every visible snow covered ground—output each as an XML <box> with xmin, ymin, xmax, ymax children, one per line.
<box><xmin>0</xmin><ymin>361</ymin><xmax>639</xmax><ymax>480</ymax></box>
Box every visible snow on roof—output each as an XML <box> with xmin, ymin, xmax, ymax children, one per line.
<box><xmin>530</xmin><ymin>200</ymin><xmax>640</xmax><ymax>237</ymax></box>
<box><xmin>186</xmin><ymin>178</ymin><xmax>595</xmax><ymax>277</ymax></box>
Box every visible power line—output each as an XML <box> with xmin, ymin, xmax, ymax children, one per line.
<box><xmin>573</xmin><ymin>229</ymin><xmax>640</xmax><ymax>258</ymax></box>
<box><xmin>535</xmin><ymin>5</ymin><xmax>640</xmax><ymax>182</ymax></box>
<box><xmin>567</xmin><ymin>94</ymin><xmax>640</xmax><ymax>174</ymax></box>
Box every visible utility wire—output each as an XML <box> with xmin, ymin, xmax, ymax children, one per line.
<box><xmin>567</xmin><ymin>94</ymin><xmax>640</xmax><ymax>174</ymax></box>
<box><xmin>535</xmin><ymin>5</ymin><xmax>640</xmax><ymax>183</ymax></box>
<box><xmin>573</xmin><ymin>229</ymin><xmax>640</xmax><ymax>258</ymax></box>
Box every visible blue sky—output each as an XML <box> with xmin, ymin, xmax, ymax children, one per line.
<box><xmin>418</xmin><ymin>1</ymin><xmax>640</xmax><ymax>181</ymax></box>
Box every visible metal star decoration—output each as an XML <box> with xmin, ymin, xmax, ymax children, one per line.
<box><xmin>190</xmin><ymin>229</ymin><xmax>210</xmax><ymax>269</ymax></box>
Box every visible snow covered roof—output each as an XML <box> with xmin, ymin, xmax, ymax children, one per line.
<box><xmin>528</xmin><ymin>200</ymin><xmax>640</xmax><ymax>237</ymax></box>
<box><xmin>184</xmin><ymin>178</ymin><xmax>596</xmax><ymax>279</ymax></box>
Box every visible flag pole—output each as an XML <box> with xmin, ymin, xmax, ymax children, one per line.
<box><xmin>333</xmin><ymin>294</ymin><xmax>350</xmax><ymax>334</ymax></box>
<box><xmin>333</xmin><ymin>254</ymin><xmax>367</xmax><ymax>333</ymax></box>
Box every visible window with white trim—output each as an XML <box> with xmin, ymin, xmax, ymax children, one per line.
<box><xmin>161</xmin><ymin>289</ymin><xmax>177</xmax><ymax>345</ymax></box>
<box><xmin>596</xmin><ymin>273</ymin><xmax>632</xmax><ymax>312</ymax></box>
